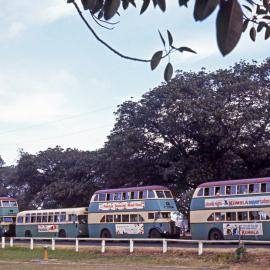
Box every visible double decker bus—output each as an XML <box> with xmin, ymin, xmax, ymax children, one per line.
<box><xmin>190</xmin><ymin>177</ymin><xmax>270</xmax><ymax>240</ymax></box>
<box><xmin>0</xmin><ymin>197</ymin><xmax>18</xmax><ymax>237</ymax></box>
<box><xmin>88</xmin><ymin>185</ymin><xmax>181</xmax><ymax>238</ymax></box>
<box><xmin>16</xmin><ymin>207</ymin><xmax>88</xmax><ymax>238</ymax></box>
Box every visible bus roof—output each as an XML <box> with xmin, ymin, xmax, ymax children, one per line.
<box><xmin>17</xmin><ymin>207</ymin><xmax>88</xmax><ymax>216</ymax></box>
<box><xmin>94</xmin><ymin>185</ymin><xmax>170</xmax><ymax>194</ymax></box>
<box><xmin>0</xmin><ymin>197</ymin><xmax>17</xmax><ymax>201</ymax></box>
<box><xmin>198</xmin><ymin>177</ymin><xmax>270</xmax><ymax>188</ymax></box>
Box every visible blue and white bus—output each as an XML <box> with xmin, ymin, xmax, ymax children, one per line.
<box><xmin>0</xmin><ymin>197</ymin><xmax>18</xmax><ymax>237</ymax></box>
<box><xmin>88</xmin><ymin>186</ymin><xmax>181</xmax><ymax>238</ymax></box>
<box><xmin>190</xmin><ymin>177</ymin><xmax>270</xmax><ymax>240</ymax></box>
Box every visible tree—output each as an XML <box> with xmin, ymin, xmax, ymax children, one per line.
<box><xmin>101</xmin><ymin>58</ymin><xmax>270</xmax><ymax>215</ymax></box>
<box><xmin>68</xmin><ymin>0</ymin><xmax>270</xmax><ymax>81</ymax></box>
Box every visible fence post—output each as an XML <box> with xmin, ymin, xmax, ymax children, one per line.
<box><xmin>51</xmin><ymin>238</ymin><xmax>55</xmax><ymax>251</ymax></box>
<box><xmin>30</xmin><ymin>238</ymin><xmax>34</xmax><ymax>250</ymax></box>
<box><xmin>75</xmin><ymin>238</ymin><xmax>79</xmax><ymax>252</ymax></box>
<box><xmin>1</xmin><ymin>237</ymin><xmax>5</xmax><ymax>249</ymax></box>
<box><xmin>101</xmin><ymin>239</ymin><xmax>106</xmax><ymax>254</ymax></box>
<box><xmin>198</xmin><ymin>241</ymin><xmax>203</xmax><ymax>255</ymax></box>
<box><xmin>10</xmin><ymin>237</ymin><xmax>13</xmax><ymax>247</ymax></box>
<box><xmin>130</xmin><ymin>239</ymin><xmax>134</xmax><ymax>253</ymax></box>
<box><xmin>162</xmin><ymin>239</ymin><xmax>167</xmax><ymax>253</ymax></box>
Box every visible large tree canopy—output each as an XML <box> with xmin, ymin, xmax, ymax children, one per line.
<box><xmin>1</xmin><ymin>58</ymin><xmax>270</xmax><ymax>215</ymax></box>
<box><xmin>68</xmin><ymin>0</ymin><xmax>270</xmax><ymax>81</ymax></box>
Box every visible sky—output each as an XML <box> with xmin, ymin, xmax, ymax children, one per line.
<box><xmin>0</xmin><ymin>0</ymin><xmax>269</xmax><ymax>165</ymax></box>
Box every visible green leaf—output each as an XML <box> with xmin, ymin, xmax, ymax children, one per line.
<box><xmin>216</xmin><ymin>0</ymin><xmax>243</xmax><ymax>56</ymax></box>
<box><xmin>242</xmin><ymin>5</ymin><xmax>252</xmax><ymax>12</ymax></box>
<box><xmin>242</xmin><ymin>19</ymin><xmax>249</xmax><ymax>32</ymax></box>
<box><xmin>194</xmin><ymin>0</ymin><xmax>219</xmax><ymax>21</ymax></box>
<box><xmin>250</xmin><ymin>27</ymin><xmax>256</xmax><ymax>41</ymax></box>
<box><xmin>156</xmin><ymin>0</ymin><xmax>166</xmax><ymax>12</ymax></box>
<box><xmin>177</xmin><ymin>47</ymin><xmax>197</xmax><ymax>54</ymax></box>
<box><xmin>140</xmin><ymin>0</ymin><xmax>150</xmax><ymax>14</ymax></box>
<box><xmin>164</xmin><ymin>63</ymin><xmax>173</xmax><ymax>82</ymax></box>
<box><xmin>104</xmin><ymin>0</ymin><xmax>121</xmax><ymax>20</ymax></box>
<box><xmin>167</xmin><ymin>30</ymin><xmax>173</xmax><ymax>47</ymax></box>
<box><xmin>150</xmin><ymin>50</ymin><xmax>163</xmax><ymax>70</ymax></box>
<box><xmin>265</xmin><ymin>26</ymin><xmax>270</xmax><ymax>40</ymax></box>
<box><xmin>158</xmin><ymin>30</ymin><xmax>166</xmax><ymax>47</ymax></box>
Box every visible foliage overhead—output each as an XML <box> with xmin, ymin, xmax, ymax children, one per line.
<box><xmin>68</xmin><ymin>0</ymin><xmax>270</xmax><ymax>82</ymax></box>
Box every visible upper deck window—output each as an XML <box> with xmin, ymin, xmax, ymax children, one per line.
<box><xmin>164</xmin><ymin>191</ymin><xmax>173</xmax><ymax>198</ymax></box>
<box><xmin>114</xmin><ymin>192</ymin><xmax>121</xmax><ymax>201</ymax></box>
<box><xmin>122</xmin><ymin>192</ymin><xmax>129</xmax><ymax>200</ymax></box>
<box><xmin>2</xmin><ymin>201</ymin><xmax>11</xmax><ymax>207</ymax></box>
<box><xmin>148</xmin><ymin>190</ymin><xmax>155</xmax><ymax>198</ymax></box>
<box><xmin>93</xmin><ymin>194</ymin><xmax>99</xmax><ymax>202</ymax></box>
<box><xmin>17</xmin><ymin>216</ymin><xmax>23</xmax><ymax>223</ymax></box>
<box><xmin>204</xmin><ymin>188</ymin><xmax>209</xmax><ymax>196</ymax></box>
<box><xmin>156</xmin><ymin>191</ymin><xmax>165</xmax><ymax>198</ymax></box>
<box><xmin>197</xmin><ymin>188</ymin><xmax>204</xmax><ymax>196</ymax></box>
<box><xmin>237</xmin><ymin>185</ymin><xmax>248</xmax><ymax>194</ymax></box>
<box><xmin>99</xmin><ymin>194</ymin><xmax>106</xmax><ymax>201</ymax></box>
<box><xmin>249</xmin><ymin>183</ymin><xmax>260</xmax><ymax>193</ymax></box>
<box><xmin>215</xmin><ymin>186</ymin><xmax>225</xmax><ymax>196</ymax></box>
<box><xmin>138</xmin><ymin>191</ymin><xmax>143</xmax><ymax>199</ymax></box>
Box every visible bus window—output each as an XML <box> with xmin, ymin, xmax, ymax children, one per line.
<box><xmin>143</xmin><ymin>190</ymin><xmax>148</xmax><ymax>198</ymax></box>
<box><xmin>2</xmin><ymin>201</ymin><xmax>10</xmax><ymax>207</ymax></box>
<box><xmin>209</xmin><ymin>187</ymin><xmax>215</xmax><ymax>196</ymax></box>
<box><xmin>42</xmin><ymin>213</ymin><xmax>48</xmax><ymax>223</ymax></box>
<box><xmin>78</xmin><ymin>215</ymin><xmax>87</xmax><ymax>224</ymax></box>
<box><xmin>156</xmin><ymin>191</ymin><xmax>165</xmax><ymax>198</ymax></box>
<box><xmin>204</xmin><ymin>188</ymin><xmax>209</xmax><ymax>196</ymax></box>
<box><xmin>207</xmin><ymin>213</ymin><xmax>214</xmax><ymax>221</ymax></box>
<box><xmin>138</xmin><ymin>215</ymin><xmax>144</xmax><ymax>222</ymax></box>
<box><xmin>261</xmin><ymin>183</ymin><xmax>266</xmax><ymax>192</ymax></box>
<box><xmin>31</xmin><ymin>214</ymin><xmax>36</xmax><ymax>223</ymax></box>
<box><xmin>3</xmin><ymin>217</ymin><xmax>13</xmax><ymax>222</ymax></box>
<box><xmin>25</xmin><ymin>214</ymin><xmax>30</xmax><ymax>223</ymax></box>
<box><xmin>48</xmin><ymin>213</ymin><xmax>54</xmax><ymax>222</ymax></box>
<box><xmin>249</xmin><ymin>184</ymin><xmax>260</xmax><ymax>193</ymax></box>
<box><xmin>106</xmin><ymin>193</ymin><xmax>110</xmax><ymax>201</ymax></box>
<box><xmin>238</xmin><ymin>185</ymin><xmax>248</xmax><ymax>194</ymax></box>
<box><xmin>114</xmin><ymin>215</ymin><xmax>121</xmax><ymax>222</ymax></box>
<box><xmin>148</xmin><ymin>190</ymin><xmax>155</xmax><ymax>198</ymax></box>
<box><xmin>225</xmin><ymin>186</ymin><xmax>231</xmax><ymax>195</ymax></box>
<box><xmin>215</xmin><ymin>212</ymin><xmax>225</xmax><ymax>221</ymax></box>
<box><xmin>9</xmin><ymin>201</ymin><xmax>17</xmax><ymax>207</ymax></box>
<box><xmin>197</xmin><ymin>188</ymin><xmax>203</xmax><ymax>196</ymax></box>
<box><xmin>267</xmin><ymin>183</ymin><xmax>270</xmax><ymax>192</ymax></box>
<box><xmin>226</xmin><ymin>212</ymin><xmax>236</xmax><ymax>221</ymax></box>
<box><xmin>138</xmin><ymin>191</ymin><xmax>143</xmax><ymax>199</ymax></box>
<box><xmin>122</xmin><ymin>192</ymin><xmax>128</xmax><ymax>200</ymax></box>
<box><xmin>130</xmin><ymin>214</ymin><xmax>139</xmax><ymax>222</ymax></box>
<box><xmin>133</xmin><ymin>191</ymin><xmax>139</xmax><ymax>199</ymax></box>
<box><xmin>99</xmin><ymin>193</ymin><xmax>106</xmax><ymax>201</ymax></box>
<box><xmin>69</xmin><ymin>214</ymin><xmax>77</xmax><ymax>222</ymax></box>
<box><xmin>215</xmin><ymin>187</ymin><xmax>221</xmax><ymax>196</ymax></box>
<box><xmin>164</xmin><ymin>191</ymin><xmax>173</xmax><ymax>198</ymax></box>
<box><xmin>36</xmin><ymin>214</ymin><xmax>42</xmax><ymax>223</ymax></box>
<box><xmin>260</xmin><ymin>211</ymin><xmax>270</xmax><ymax>220</ymax></box>
<box><xmin>60</xmin><ymin>212</ymin><xmax>66</xmax><ymax>222</ymax></box>
<box><xmin>114</xmin><ymin>193</ymin><xmax>121</xmax><ymax>201</ymax></box>
<box><xmin>148</xmin><ymin>213</ymin><xmax>154</xmax><ymax>219</ymax></box>
<box><xmin>122</xmin><ymin>214</ymin><xmax>129</xmax><ymax>222</ymax></box>
<box><xmin>249</xmin><ymin>211</ymin><xmax>260</xmax><ymax>220</ymax></box>
<box><xmin>238</xmin><ymin>212</ymin><xmax>248</xmax><ymax>221</ymax></box>
<box><xmin>106</xmin><ymin>215</ymin><xmax>113</xmax><ymax>223</ymax></box>
<box><xmin>93</xmin><ymin>194</ymin><xmax>99</xmax><ymax>202</ymax></box>
<box><xmin>54</xmin><ymin>212</ymin><xmax>60</xmax><ymax>222</ymax></box>
<box><xmin>130</xmin><ymin>192</ymin><xmax>135</xmax><ymax>200</ymax></box>
<box><xmin>100</xmin><ymin>216</ymin><xmax>105</xmax><ymax>222</ymax></box>
<box><xmin>161</xmin><ymin>212</ymin><xmax>171</xmax><ymax>219</ymax></box>
<box><xmin>17</xmin><ymin>216</ymin><xmax>23</xmax><ymax>223</ymax></box>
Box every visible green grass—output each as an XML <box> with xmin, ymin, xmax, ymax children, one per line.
<box><xmin>0</xmin><ymin>247</ymin><xmax>270</xmax><ymax>270</ymax></box>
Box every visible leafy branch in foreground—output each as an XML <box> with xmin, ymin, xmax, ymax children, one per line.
<box><xmin>67</xmin><ymin>0</ymin><xmax>270</xmax><ymax>82</ymax></box>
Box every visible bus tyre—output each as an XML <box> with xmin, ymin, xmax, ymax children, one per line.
<box><xmin>59</xmin><ymin>229</ymin><xmax>67</xmax><ymax>238</ymax></box>
<box><xmin>25</xmin><ymin>230</ymin><xmax>32</xmax><ymax>238</ymax></box>
<box><xmin>149</xmin><ymin>229</ymin><xmax>162</xmax><ymax>238</ymax></box>
<box><xmin>100</xmin><ymin>229</ymin><xmax>111</xmax><ymax>238</ymax></box>
<box><xmin>209</xmin><ymin>229</ymin><xmax>223</xmax><ymax>240</ymax></box>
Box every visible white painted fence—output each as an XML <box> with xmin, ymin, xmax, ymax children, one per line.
<box><xmin>1</xmin><ymin>236</ymin><xmax>267</xmax><ymax>255</ymax></box>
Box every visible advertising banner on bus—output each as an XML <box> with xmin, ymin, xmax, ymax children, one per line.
<box><xmin>38</xmin><ymin>224</ymin><xmax>59</xmax><ymax>233</ymax></box>
<box><xmin>205</xmin><ymin>196</ymin><xmax>270</xmax><ymax>208</ymax></box>
<box><xmin>223</xmin><ymin>223</ymin><xmax>263</xmax><ymax>236</ymax></box>
<box><xmin>116</xmin><ymin>224</ymin><xmax>144</xmax><ymax>235</ymax></box>
<box><xmin>99</xmin><ymin>201</ymin><xmax>145</xmax><ymax>211</ymax></box>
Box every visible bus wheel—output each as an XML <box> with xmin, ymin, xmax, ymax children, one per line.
<box><xmin>209</xmin><ymin>229</ymin><xmax>223</xmax><ymax>240</ymax></box>
<box><xmin>149</xmin><ymin>229</ymin><xmax>162</xmax><ymax>238</ymax></box>
<box><xmin>25</xmin><ymin>230</ymin><xmax>32</xmax><ymax>238</ymax></box>
<box><xmin>59</xmin><ymin>229</ymin><xmax>67</xmax><ymax>238</ymax></box>
<box><xmin>100</xmin><ymin>229</ymin><xmax>111</xmax><ymax>238</ymax></box>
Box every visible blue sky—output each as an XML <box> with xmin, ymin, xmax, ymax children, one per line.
<box><xmin>0</xmin><ymin>0</ymin><xmax>269</xmax><ymax>165</ymax></box>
